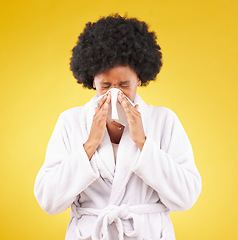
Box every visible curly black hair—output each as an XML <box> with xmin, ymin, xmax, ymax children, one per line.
<box><xmin>70</xmin><ymin>14</ymin><xmax>162</xmax><ymax>89</ymax></box>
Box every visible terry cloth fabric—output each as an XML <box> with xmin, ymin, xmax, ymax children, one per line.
<box><xmin>34</xmin><ymin>93</ymin><xmax>202</xmax><ymax>240</ymax></box>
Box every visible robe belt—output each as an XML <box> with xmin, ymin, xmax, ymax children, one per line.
<box><xmin>71</xmin><ymin>203</ymin><xmax>169</xmax><ymax>240</ymax></box>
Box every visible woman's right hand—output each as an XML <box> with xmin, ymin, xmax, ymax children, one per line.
<box><xmin>83</xmin><ymin>93</ymin><xmax>111</xmax><ymax>160</ymax></box>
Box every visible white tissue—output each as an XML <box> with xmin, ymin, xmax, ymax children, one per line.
<box><xmin>95</xmin><ymin>88</ymin><xmax>135</xmax><ymax>126</ymax></box>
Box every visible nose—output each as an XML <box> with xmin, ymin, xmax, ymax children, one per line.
<box><xmin>111</xmin><ymin>84</ymin><xmax>118</xmax><ymax>89</ymax></box>
<box><xmin>110</xmin><ymin>86</ymin><xmax>124</xmax><ymax>94</ymax></box>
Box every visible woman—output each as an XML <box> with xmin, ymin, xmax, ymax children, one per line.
<box><xmin>34</xmin><ymin>14</ymin><xmax>202</xmax><ymax>240</ymax></box>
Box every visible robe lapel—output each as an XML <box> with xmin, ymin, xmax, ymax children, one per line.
<box><xmin>85</xmin><ymin>95</ymin><xmax>116</xmax><ymax>183</ymax></box>
<box><xmin>84</xmin><ymin>93</ymin><xmax>149</xmax><ymax>205</ymax></box>
<box><xmin>109</xmin><ymin>94</ymin><xmax>149</xmax><ymax>205</ymax></box>
<box><xmin>109</xmin><ymin>126</ymin><xmax>140</xmax><ymax>205</ymax></box>
<box><xmin>95</xmin><ymin>130</ymin><xmax>115</xmax><ymax>182</ymax></box>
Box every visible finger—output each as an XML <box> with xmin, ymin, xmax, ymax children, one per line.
<box><xmin>118</xmin><ymin>92</ymin><xmax>135</xmax><ymax>113</ymax></box>
<box><xmin>98</xmin><ymin>94</ymin><xmax>108</xmax><ymax>109</ymax></box>
<box><xmin>103</xmin><ymin>100</ymin><xmax>109</xmax><ymax>111</ymax></box>
<box><xmin>94</xmin><ymin>106</ymin><xmax>99</xmax><ymax>113</ymax></box>
<box><xmin>102</xmin><ymin>94</ymin><xmax>111</xmax><ymax>114</ymax></box>
<box><xmin>98</xmin><ymin>94</ymin><xmax>110</xmax><ymax>119</ymax></box>
<box><xmin>105</xmin><ymin>91</ymin><xmax>111</xmax><ymax>105</ymax></box>
<box><xmin>94</xmin><ymin>98</ymin><xmax>108</xmax><ymax>116</ymax></box>
<box><xmin>96</xmin><ymin>101</ymin><xmax>108</xmax><ymax>124</ymax></box>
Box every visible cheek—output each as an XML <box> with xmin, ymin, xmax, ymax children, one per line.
<box><xmin>121</xmin><ymin>87</ymin><xmax>137</xmax><ymax>101</ymax></box>
<box><xmin>119</xmin><ymin>89</ymin><xmax>129</xmax><ymax>98</ymax></box>
<box><xmin>94</xmin><ymin>79</ymin><xmax>104</xmax><ymax>95</ymax></box>
<box><xmin>99</xmin><ymin>90</ymin><xmax>107</xmax><ymax>95</ymax></box>
<box><xmin>95</xmin><ymin>86</ymin><xmax>106</xmax><ymax>96</ymax></box>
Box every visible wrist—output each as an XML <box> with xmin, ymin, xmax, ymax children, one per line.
<box><xmin>135</xmin><ymin>137</ymin><xmax>146</xmax><ymax>151</ymax></box>
<box><xmin>83</xmin><ymin>139</ymin><xmax>99</xmax><ymax>160</ymax></box>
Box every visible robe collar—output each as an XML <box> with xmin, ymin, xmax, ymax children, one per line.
<box><xmin>84</xmin><ymin>93</ymin><xmax>149</xmax><ymax>205</ymax></box>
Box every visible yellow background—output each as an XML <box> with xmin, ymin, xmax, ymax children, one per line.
<box><xmin>1</xmin><ymin>0</ymin><xmax>237</xmax><ymax>239</ymax></box>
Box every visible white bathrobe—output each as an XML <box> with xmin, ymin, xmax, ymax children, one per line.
<box><xmin>34</xmin><ymin>93</ymin><xmax>202</xmax><ymax>240</ymax></box>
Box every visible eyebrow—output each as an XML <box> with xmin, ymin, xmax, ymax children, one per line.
<box><xmin>119</xmin><ymin>80</ymin><xmax>130</xmax><ymax>84</ymax></box>
<box><xmin>100</xmin><ymin>82</ymin><xmax>111</xmax><ymax>84</ymax></box>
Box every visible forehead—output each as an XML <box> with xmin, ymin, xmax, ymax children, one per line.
<box><xmin>95</xmin><ymin>65</ymin><xmax>138</xmax><ymax>83</ymax></box>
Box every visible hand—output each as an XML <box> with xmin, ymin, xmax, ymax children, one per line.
<box><xmin>84</xmin><ymin>93</ymin><xmax>111</xmax><ymax>160</ymax></box>
<box><xmin>118</xmin><ymin>92</ymin><xmax>146</xmax><ymax>151</ymax></box>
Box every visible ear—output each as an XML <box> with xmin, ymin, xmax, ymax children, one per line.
<box><xmin>93</xmin><ymin>80</ymin><xmax>96</xmax><ymax>89</ymax></box>
<box><xmin>137</xmin><ymin>80</ymin><xmax>141</xmax><ymax>86</ymax></box>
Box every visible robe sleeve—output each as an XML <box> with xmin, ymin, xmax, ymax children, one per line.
<box><xmin>34</xmin><ymin>112</ymin><xmax>100</xmax><ymax>215</ymax></box>
<box><xmin>132</xmin><ymin>108</ymin><xmax>202</xmax><ymax>212</ymax></box>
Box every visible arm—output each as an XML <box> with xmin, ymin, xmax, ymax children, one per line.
<box><xmin>132</xmin><ymin>109</ymin><xmax>202</xmax><ymax>211</ymax></box>
<box><xmin>34</xmin><ymin>113</ymin><xmax>99</xmax><ymax>215</ymax></box>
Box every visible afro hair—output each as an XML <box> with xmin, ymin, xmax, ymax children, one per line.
<box><xmin>70</xmin><ymin>14</ymin><xmax>162</xmax><ymax>89</ymax></box>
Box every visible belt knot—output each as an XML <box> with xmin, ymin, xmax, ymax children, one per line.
<box><xmin>102</xmin><ymin>204</ymin><xmax>129</xmax><ymax>224</ymax></box>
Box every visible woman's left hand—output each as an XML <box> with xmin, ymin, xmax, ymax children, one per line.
<box><xmin>118</xmin><ymin>92</ymin><xmax>146</xmax><ymax>151</ymax></box>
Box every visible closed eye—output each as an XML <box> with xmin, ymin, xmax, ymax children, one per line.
<box><xmin>102</xmin><ymin>86</ymin><xmax>110</xmax><ymax>89</ymax></box>
<box><xmin>119</xmin><ymin>81</ymin><xmax>130</xmax><ymax>88</ymax></box>
<box><xmin>120</xmin><ymin>85</ymin><xmax>129</xmax><ymax>88</ymax></box>
<box><xmin>101</xmin><ymin>83</ymin><xmax>111</xmax><ymax>89</ymax></box>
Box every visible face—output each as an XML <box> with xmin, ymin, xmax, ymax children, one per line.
<box><xmin>93</xmin><ymin>65</ymin><xmax>140</xmax><ymax>101</ymax></box>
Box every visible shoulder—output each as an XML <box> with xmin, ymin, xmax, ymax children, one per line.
<box><xmin>60</xmin><ymin>106</ymin><xmax>84</xmax><ymax>118</ymax></box>
<box><xmin>56</xmin><ymin>106</ymin><xmax>85</xmax><ymax>127</ymax></box>
<box><xmin>59</xmin><ymin>95</ymin><xmax>96</xmax><ymax>121</ymax></box>
<box><xmin>146</xmin><ymin>105</ymin><xmax>179</xmax><ymax>122</ymax></box>
<box><xmin>136</xmin><ymin>95</ymin><xmax>177</xmax><ymax>121</ymax></box>
<box><xmin>144</xmin><ymin>106</ymin><xmax>189</xmax><ymax>146</ymax></box>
